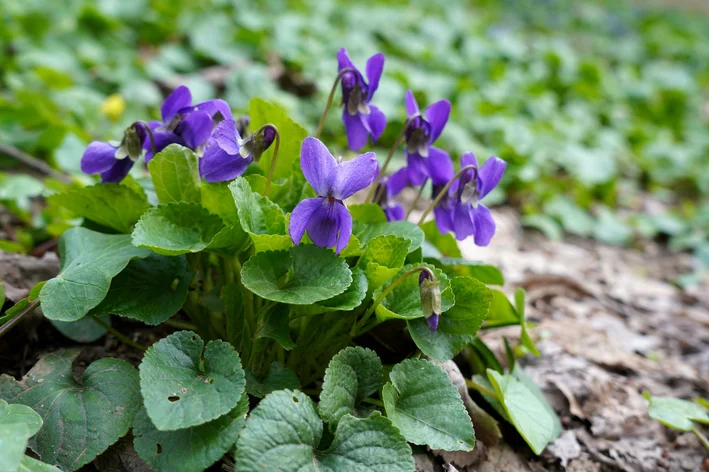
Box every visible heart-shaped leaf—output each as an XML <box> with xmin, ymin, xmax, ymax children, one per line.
<box><xmin>647</xmin><ymin>395</ymin><xmax>709</xmax><ymax>432</ymax></box>
<box><xmin>383</xmin><ymin>359</ymin><xmax>474</xmax><ymax>451</ymax></box>
<box><xmin>132</xmin><ymin>203</ymin><xmax>224</xmax><ymax>256</ymax></box>
<box><xmin>358</xmin><ymin>235</ymin><xmax>410</xmax><ymax>289</ymax></box>
<box><xmin>0</xmin><ymin>400</ymin><xmax>44</xmax><ymax>472</ymax></box>
<box><xmin>39</xmin><ymin>228</ymin><xmax>150</xmax><ymax>322</ymax></box>
<box><xmin>293</xmin><ymin>268</ymin><xmax>368</xmax><ymax>316</ymax></box>
<box><xmin>249</xmin><ymin>98</ymin><xmax>309</xmax><ymax>181</ymax></box>
<box><xmin>148</xmin><ymin>144</ymin><xmax>201</xmax><ymax>204</ymax></box>
<box><xmin>408</xmin><ymin>277</ymin><xmax>492</xmax><ymax>361</ymax></box>
<box><xmin>50</xmin><ymin>183</ymin><xmax>149</xmax><ymax>233</ymax></box>
<box><xmin>133</xmin><ymin>394</ymin><xmax>249</xmax><ymax>472</ymax></box>
<box><xmin>241</xmin><ymin>245</ymin><xmax>352</xmax><ymax>305</ymax></box>
<box><xmin>486</xmin><ymin>368</ymin><xmax>559</xmax><ymax>455</ymax></box>
<box><xmin>420</xmin><ymin>220</ymin><xmax>462</xmax><ymax>258</ymax></box>
<box><xmin>374</xmin><ymin>263</ymin><xmax>454</xmax><ymax>321</ymax></box>
<box><xmin>355</xmin><ymin>221</ymin><xmax>425</xmax><ymax>253</ymax></box>
<box><xmin>0</xmin><ymin>399</ymin><xmax>43</xmax><ymax>436</ymax></box>
<box><xmin>90</xmin><ymin>254</ymin><xmax>192</xmax><ymax>325</ymax></box>
<box><xmin>49</xmin><ymin>315</ymin><xmax>110</xmax><ymax>343</ymax></box>
<box><xmin>0</xmin><ymin>350</ymin><xmax>141</xmax><ymax>471</ymax></box>
<box><xmin>139</xmin><ymin>331</ymin><xmax>246</xmax><ymax>431</ymax></box>
<box><xmin>319</xmin><ymin>347</ymin><xmax>383</xmax><ymax>430</ymax></box>
<box><xmin>236</xmin><ymin>390</ymin><xmax>413</xmax><ymax>472</ymax></box>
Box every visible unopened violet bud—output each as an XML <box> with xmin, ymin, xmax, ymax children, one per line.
<box><xmin>114</xmin><ymin>123</ymin><xmax>147</xmax><ymax>162</ymax></box>
<box><xmin>426</xmin><ymin>313</ymin><xmax>440</xmax><ymax>332</ymax></box>
<box><xmin>418</xmin><ymin>270</ymin><xmax>442</xmax><ymax>331</ymax></box>
<box><xmin>239</xmin><ymin>126</ymin><xmax>276</xmax><ymax>162</ymax></box>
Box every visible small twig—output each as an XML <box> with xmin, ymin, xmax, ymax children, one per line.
<box><xmin>0</xmin><ymin>299</ymin><xmax>40</xmax><ymax>339</ymax></box>
<box><xmin>0</xmin><ymin>143</ymin><xmax>72</xmax><ymax>184</ymax></box>
<box><xmin>91</xmin><ymin>316</ymin><xmax>147</xmax><ymax>351</ymax></box>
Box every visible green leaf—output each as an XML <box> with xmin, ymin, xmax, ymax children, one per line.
<box><xmin>374</xmin><ymin>263</ymin><xmax>454</xmax><ymax>321</ymax></box>
<box><xmin>358</xmin><ymin>235</ymin><xmax>410</xmax><ymax>288</ymax></box>
<box><xmin>486</xmin><ymin>369</ymin><xmax>558</xmax><ymax>455</ymax></box>
<box><xmin>17</xmin><ymin>456</ymin><xmax>62</xmax><ymax>472</ymax></box>
<box><xmin>0</xmin><ymin>423</ymin><xmax>30</xmax><ymax>472</ymax></box>
<box><xmin>49</xmin><ymin>183</ymin><xmax>149</xmax><ymax>233</ymax></box>
<box><xmin>356</xmin><ymin>221</ymin><xmax>425</xmax><ymax>253</ymax></box>
<box><xmin>255</xmin><ymin>304</ymin><xmax>296</xmax><ymax>350</ymax></box>
<box><xmin>647</xmin><ymin>395</ymin><xmax>709</xmax><ymax>432</ymax></box>
<box><xmin>426</xmin><ymin>257</ymin><xmax>504</xmax><ymax>285</ymax></box>
<box><xmin>0</xmin><ymin>350</ymin><xmax>141</xmax><ymax>471</ymax></box>
<box><xmin>39</xmin><ymin>228</ymin><xmax>150</xmax><ymax>322</ymax></box>
<box><xmin>90</xmin><ymin>254</ymin><xmax>192</xmax><ymax>325</ymax></box>
<box><xmin>241</xmin><ymin>245</ymin><xmax>352</xmax><ymax>305</ymax></box>
<box><xmin>0</xmin><ymin>399</ymin><xmax>42</xmax><ymax>437</ymax></box>
<box><xmin>49</xmin><ymin>315</ymin><xmax>109</xmax><ymax>343</ymax></box>
<box><xmin>236</xmin><ymin>390</ymin><xmax>413</xmax><ymax>472</ymax></box>
<box><xmin>139</xmin><ymin>331</ymin><xmax>246</xmax><ymax>431</ymax></box>
<box><xmin>383</xmin><ymin>359</ymin><xmax>474</xmax><ymax>451</ymax></box>
<box><xmin>245</xmin><ymin>362</ymin><xmax>300</xmax><ymax>398</ymax></box>
<box><xmin>349</xmin><ymin>203</ymin><xmax>387</xmax><ymax>224</ymax></box>
<box><xmin>248</xmin><ymin>98</ymin><xmax>308</xmax><ymax>181</ymax></box>
<box><xmin>420</xmin><ymin>220</ymin><xmax>461</xmax><ymax>258</ymax></box>
<box><xmin>148</xmin><ymin>144</ymin><xmax>201</xmax><ymax>204</ymax></box>
<box><xmin>485</xmin><ymin>289</ymin><xmax>521</xmax><ymax>327</ymax></box>
<box><xmin>132</xmin><ymin>203</ymin><xmax>224</xmax><ymax>256</ymax></box>
<box><xmin>201</xmin><ymin>181</ymin><xmax>238</xmax><ymax>224</ymax></box>
<box><xmin>293</xmin><ymin>268</ymin><xmax>368</xmax><ymax>315</ymax></box>
<box><xmin>0</xmin><ymin>282</ymin><xmax>5</xmax><ymax>308</ymax></box>
<box><xmin>229</xmin><ymin>177</ymin><xmax>290</xmax><ymax>252</ymax></box>
<box><xmin>408</xmin><ymin>277</ymin><xmax>492</xmax><ymax>362</ymax></box>
<box><xmin>319</xmin><ymin>347</ymin><xmax>383</xmax><ymax>430</ymax></box>
<box><xmin>514</xmin><ymin>288</ymin><xmax>539</xmax><ymax>356</ymax></box>
<box><xmin>133</xmin><ymin>394</ymin><xmax>249</xmax><ymax>472</ymax></box>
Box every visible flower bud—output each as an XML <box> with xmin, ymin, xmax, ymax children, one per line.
<box><xmin>114</xmin><ymin>123</ymin><xmax>147</xmax><ymax>161</ymax></box>
<box><xmin>239</xmin><ymin>126</ymin><xmax>276</xmax><ymax>162</ymax></box>
<box><xmin>419</xmin><ymin>271</ymin><xmax>442</xmax><ymax>332</ymax></box>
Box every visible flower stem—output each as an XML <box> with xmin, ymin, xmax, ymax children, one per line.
<box><xmin>0</xmin><ymin>299</ymin><xmax>40</xmax><ymax>339</ymax></box>
<box><xmin>362</xmin><ymin>397</ymin><xmax>385</xmax><ymax>407</ymax></box>
<box><xmin>464</xmin><ymin>378</ymin><xmax>498</xmax><ymax>398</ymax></box>
<box><xmin>693</xmin><ymin>426</ymin><xmax>709</xmax><ymax>451</ymax></box>
<box><xmin>91</xmin><ymin>315</ymin><xmax>147</xmax><ymax>351</ymax></box>
<box><xmin>365</xmin><ymin>118</ymin><xmax>413</xmax><ymax>203</ymax></box>
<box><xmin>405</xmin><ymin>178</ymin><xmax>428</xmax><ymax>218</ymax></box>
<box><xmin>256</xmin><ymin>124</ymin><xmax>280</xmax><ymax>197</ymax></box>
<box><xmin>417</xmin><ymin>164</ymin><xmax>478</xmax><ymax>226</ymax></box>
<box><xmin>315</xmin><ymin>67</ymin><xmax>356</xmax><ymax>139</ymax></box>
<box><xmin>352</xmin><ymin>266</ymin><xmax>435</xmax><ymax>336</ymax></box>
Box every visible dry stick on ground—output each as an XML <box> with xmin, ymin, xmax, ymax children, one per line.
<box><xmin>0</xmin><ymin>143</ymin><xmax>72</xmax><ymax>184</ymax></box>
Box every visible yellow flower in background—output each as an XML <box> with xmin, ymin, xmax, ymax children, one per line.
<box><xmin>101</xmin><ymin>94</ymin><xmax>126</xmax><ymax>122</ymax></box>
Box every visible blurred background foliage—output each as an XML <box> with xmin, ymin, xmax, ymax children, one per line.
<box><xmin>1</xmin><ymin>0</ymin><xmax>708</xmax><ymax>283</ymax></box>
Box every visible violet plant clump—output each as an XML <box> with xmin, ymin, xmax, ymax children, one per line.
<box><xmin>0</xmin><ymin>48</ymin><xmax>563</xmax><ymax>472</ymax></box>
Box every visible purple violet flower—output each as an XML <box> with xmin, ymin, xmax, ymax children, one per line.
<box><xmin>434</xmin><ymin>153</ymin><xmax>507</xmax><ymax>245</ymax></box>
<box><xmin>198</xmin><ymin>120</ymin><xmax>275</xmax><ymax>182</ymax></box>
<box><xmin>289</xmin><ymin>137</ymin><xmax>378</xmax><ymax>253</ymax></box>
<box><xmin>145</xmin><ymin>85</ymin><xmax>232</xmax><ymax>161</ymax></box>
<box><xmin>81</xmin><ymin>122</ymin><xmax>148</xmax><ymax>183</ymax></box>
<box><xmin>404</xmin><ymin>90</ymin><xmax>453</xmax><ymax>186</ymax></box>
<box><xmin>337</xmin><ymin>48</ymin><xmax>387</xmax><ymax>151</ymax></box>
<box><xmin>374</xmin><ymin>167</ymin><xmax>409</xmax><ymax>221</ymax></box>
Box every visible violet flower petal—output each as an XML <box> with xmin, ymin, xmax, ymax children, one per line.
<box><xmin>212</xmin><ymin>119</ymin><xmax>241</xmax><ymax>155</ymax></box>
<box><xmin>427</xmin><ymin>146</ymin><xmax>455</xmax><ymax>186</ymax></box>
<box><xmin>306</xmin><ymin>201</ymin><xmax>340</xmax><ymax>249</ymax></box>
<box><xmin>472</xmin><ymin>204</ymin><xmax>496</xmax><ymax>246</ymax></box>
<box><xmin>477</xmin><ymin>156</ymin><xmax>507</xmax><ymax>199</ymax></box>
<box><xmin>161</xmin><ymin>86</ymin><xmax>192</xmax><ymax>122</ymax></box>
<box><xmin>387</xmin><ymin>166</ymin><xmax>409</xmax><ymax>196</ymax></box>
<box><xmin>335</xmin><ymin>201</ymin><xmax>352</xmax><ymax>254</ymax></box>
<box><xmin>453</xmin><ymin>201</ymin><xmax>475</xmax><ymax>241</ymax></box>
<box><xmin>144</xmin><ymin>131</ymin><xmax>184</xmax><ymax>162</ymax></box>
<box><xmin>406</xmin><ymin>152</ymin><xmax>428</xmax><ymax>186</ymax></box>
<box><xmin>199</xmin><ymin>143</ymin><xmax>251</xmax><ymax>182</ymax></box>
<box><xmin>460</xmin><ymin>152</ymin><xmax>479</xmax><ymax>169</ymax></box>
<box><xmin>434</xmin><ymin>205</ymin><xmax>454</xmax><ymax>234</ymax></box>
<box><xmin>81</xmin><ymin>141</ymin><xmax>119</xmax><ymax>174</ymax></box>
<box><xmin>385</xmin><ymin>203</ymin><xmax>405</xmax><ymax>222</ymax></box>
<box><xmin>337</xmin><ymin>48</ymin><xmax>356</xmax><ymax>71</ymax></box>
<box><xmin>425</xmin><ymin>100</ymin><xmax>451</xmax><ymax>143</ymax></box>
<box><xmin>366</xmin><ymin>105</ymin><xmax>387</xmax><ymax>142</ymax></box>
<box><xmin>178</xmin><ymin>110</ymin><xmax>213</xmax><ymax>149</ymax></box>
<box><xmin>331</xmin><ymin>151</ymin><xmax>378</xmax><ymax>200</ymax></box>
<box><xmin>405</xmin><ymin>90</ymin><xmax>420</xmax><ymax>118</ymax></box>
<box><xmin>342</xmin><ymin>111</ymin><xmax>370</xmax><ymax>151</ymax></box>
<box><xmin>190</xmin><ymin>98</ymin><xmax>233</xmax><ymax>121</ymax></box>
<box><xmin>365</xmin><ymin>53</ymin><xmax>385</xmax><ymax>100</ymax></box>
<box><xmin>300</xmin><ymin>137</ymin><xmax>337</xmax><ymax>196</ymax></box>
<box><xmin>100</xmin><ymin>157</ymin><xmax>134</xmax><ymax>183</ymax></box>
<box><xmin>289</xmin><ymin>197</ymin><xmax>325</xmax><ymax>245</ymax></box>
